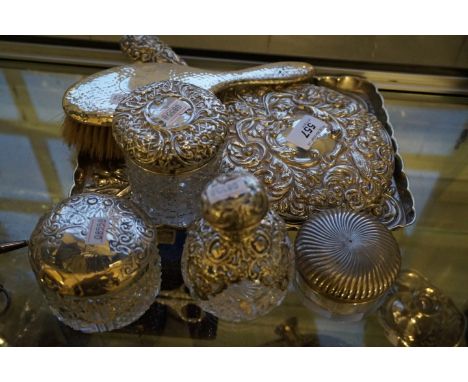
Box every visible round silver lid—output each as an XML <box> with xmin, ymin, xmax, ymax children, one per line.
<box><xmin>29</xmin><ymin>193</ymin><xmax>158</xmax><ymax>297</ymax></box>
<box><xmin>201</xmin><ymin>170</ymin><xmax>269</xmax><ymax>232</ymax></box>
<box><xmin>112</xmin><ymin>80</ymin><xmax>228</xmax><ymax>174</ymax></box>
<box><xmin>295</xmin><ymin>209</ymin><xmax>401</xmax><ymax>303</ymax></box>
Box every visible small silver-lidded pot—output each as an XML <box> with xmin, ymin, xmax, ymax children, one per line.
<box><xmin>378</xmin><ymin>270</ymin><xmax>467</xmax><ymax>347</ymax></box>
<box><xmin>294</xmin><ymin>209</ymin><xmax>401</xmax><ymax>321</ymax></box>
<box><xmin>28</xmin><ymin>193</ymin><xmax>161</xmax><ymax>333</ymax></box>
<box><xmin>113</xmin><ymin>80</ymin><xmax>229</xmax><ymax>228</ymax></box>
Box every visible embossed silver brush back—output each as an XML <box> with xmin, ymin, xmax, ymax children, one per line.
<box><xmin>28</xmin><ymin>193</ymin><xmax>161</xmax><ymax>333</ymax></box>
<box><xmin>182</xmin><ymin>171</ymin><xmax>294</xmax><ymax>322</ymax></box>
<box><xmin>294</xmin><ymin>209</ymin><xmax>401</xmax><ymax>321</ymax></box>
<box><xmin>220</xmin><ymin>84</ymin><xmax>395</xmax><ymax>227</ymax></box>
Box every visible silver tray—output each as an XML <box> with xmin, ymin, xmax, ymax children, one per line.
<box><xmin>70</xmin><ymin>75</ymin><xmax>416</xmax><ymax>231</ymax></box>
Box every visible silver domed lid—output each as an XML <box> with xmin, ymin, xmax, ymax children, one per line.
<box><xmin>29</xmin><ymin>193</ymin><xmax>158</xmax><ymax>297</ymax></box>
<box><xmin>201</xmin><ymin>170</ymin><xmax>269</xmax><ymax>232</ymax></box>
<box><xmin>295</xmin><ymin>209</ymin><xmax>401</xmax><ymax>303</ymax></box>
<box><xmin>112</xmin><ymin>80</ymin><xmax>229</xmax><ymax>175</ymax></box>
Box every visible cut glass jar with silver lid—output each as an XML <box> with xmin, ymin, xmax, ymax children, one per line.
<box><xmin>378</xmin><ymin>270</ymin><xmax>467</xmax><ymax>347</ymax></box>
<box><xmin>28</xmin><ymin>193</ymin><xmax>161</xmax><ymax>333</ymax></box>
<box><xmin>181</xmin><ymin>170</ymin><xmax>294</xmax><ymax>322</ymax></box>
<box><xmin>294</xmin><ymin>209</ymin><xmax>401</xmax><ymax>322</ymax></box>
<box><xmin>112</xmin><ymin>80</ymin><xmax>229</xmax><ymax>228</ymax></box>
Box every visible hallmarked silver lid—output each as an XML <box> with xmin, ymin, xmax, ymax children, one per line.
<box><xmin>113</xmin><ymin>80</ymin><xmax>228</xmax><ymax>175</ymax></box>
<box><xmin>295</xmin><ymin>209</ymin><xmax>401</xmax><ymax>303</ymax></box>
<box><xmin>29</xmin><ymin>193</ymin><xmax>159</xmax><ymax>297</ymax></box>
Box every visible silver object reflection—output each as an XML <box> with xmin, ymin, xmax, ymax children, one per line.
<box><xmin>294</xmin><ymin>209</ymin><xmax>401</xmax><ymax>321</ymax></box>
<box><xmin>378</xmin><ymin>270</ymin><xmax>466</xmax><ymax>347</ymax></box>
<box><xmin>28</xmin><ymin>193</ymin><xmax>161</xmax><ymax>333</ymax></box>
<box><xmin>63</xmin><ymin>62</ymin><xmax>315</xmax><ymax>128</ymax></box>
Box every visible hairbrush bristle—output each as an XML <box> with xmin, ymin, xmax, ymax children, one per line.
<box><xmin>61</xmin><ymin>117</ymin><xmax>124</xmax><ymax>161</ymax></box>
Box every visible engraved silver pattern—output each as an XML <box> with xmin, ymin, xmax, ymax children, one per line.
<box><xmin>220</xmin><ymin>83</ymin><xmax>395</xmax><ymax>227</ymax></box>
<box><xmin>120</xmin><ymin>35</ymin><xmax>187</xmax><ymax>65</ymax></box>
<box><xmin>113</xmin><ymin>80</ymin><xmax>228</xmax><ymax>174</ymax></box>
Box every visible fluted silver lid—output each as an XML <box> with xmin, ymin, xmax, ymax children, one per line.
<box><xmin>112</xmin><ymin>80</ymin><xmax>228</xmax><ymax>174</ymax></box>
<box><xmin>295</xmin><ymin>209</ymin><xmax>401</xmax><ymax>303</ymax></box>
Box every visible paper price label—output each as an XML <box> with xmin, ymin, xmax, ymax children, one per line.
<box><xmin>158</xmin><ymin>99</ymin><xmax>190</xmax><ymax>125</ymax></box>
<box><xmin>207</xmin><ymin>178</ymin><xmax>250</xmax><ymax>203</ymax></box>
<box><xmin>285</xmin><ymin>115</ymin><xmax>327</xmax><ymax>150</ymax></box>
<box><xmin>86</xmin><ymin>218</ymin><xmax>109</xmax><ymax>245</ymax></box>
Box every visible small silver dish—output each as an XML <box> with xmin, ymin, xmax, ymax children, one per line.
<box><xmin>378</xmin><ymin>270</ymin><xmax>467</xmax><ymax>347</ymax></box>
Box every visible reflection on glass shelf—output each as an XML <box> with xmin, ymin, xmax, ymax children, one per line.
<box><xmin>21</xmin><ymin>71</ymin><xmax>82</xmax><ymax>125</ymax></box>
<box><xmin>0</xmin><ymin>134</ymin><xmax>51</xmax><ymax>203</ymax></box>
<box><xmin>402</xmin><ymin>169</ymin><xmax>440</xmax><ymax>236</ymax></box>
<box><xmin>46</xmin><ymin>138</ymin><xmax>75</xmax><ymax>196</ymax></box>
<box><xmin>0</xmin><ymin>70</ymin><xmax>20</xmax><ymax>121</ymax></box>
<box><xmin>0</xmin><ymin>211</ymin><xmax>41</xmax><ymax>242</ymax></box>
<box><xmin>388</xmin><ymin>101</ymin><xmax>467</xmax><ymax>156</ymax></box>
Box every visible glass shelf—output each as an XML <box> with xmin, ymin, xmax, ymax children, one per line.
<box><xmin>0</xmin><ymin>54</ymin><xmax>467</xmax><ymax>346</ymax></box>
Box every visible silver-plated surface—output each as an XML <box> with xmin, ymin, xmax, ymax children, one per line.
<box><xmin>113</xmin><ymin>80</ymin><xmax>228</xmax><ymax>174</ymax></box>
<box><xmin>378</xmin><ymin>270</ymin><xmax>467</xmax><ymax>347</ymax></box>
<box><xmin>63</xmin><ymin>62</ymin><xmax>315</xmax><ymax>127</ymax></box>
<box><xmin>221</xmin><ymin>83</ymin><xmax>395</xmax><ymax>227</ymax></box>
<box><xmin>200</xmin><ymin>170</ymin><xmax>269</xmax><ymax>233</ymax></box>
<box><xmin>295</xmin><ymin>209</ymin><xmax>401</xmax><ymax>303</ymax></box>
<box><xmin>182</xmin><ymin>172</ymin><xmax>294</xmax><ymax>322</ymax></box>
<box><xmin>28</xmin><ymin>192</ymin><xmax>161</xmax><ymax>333</ymax></box>
<box><xmin>120</xmin><ymin>35</ymin><xmax>187</xmax><ymax>65</ymax></box>
<box><xmin>315</xmin><ymin>75</ymin><xmax>415</xmax><ymax>229</ymax></box>
<box><xmin>70</xmin><ymin>75</ymin><xmax>415</xmax><ymax>231</ymax></box>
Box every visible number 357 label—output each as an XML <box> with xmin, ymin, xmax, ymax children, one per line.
<box><xmin>285</xmin><ymin>115</ymin><xmax>328</xmax><ymax>150</ymax></box>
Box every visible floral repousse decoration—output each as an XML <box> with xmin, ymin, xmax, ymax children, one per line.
<box><xmin>183</xmin><ymin>211</ymin><xmax>292</xmax><ymax>300</ymax></box>
<box><xmin>220</xmin><ymin>83</ymin><xmax>395</xmax><ymax>226</ymax></box>
<box><xmin>113</xmin><ymin>80</ymin><xmax>228</xmax><ymax>174</ymax></box>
